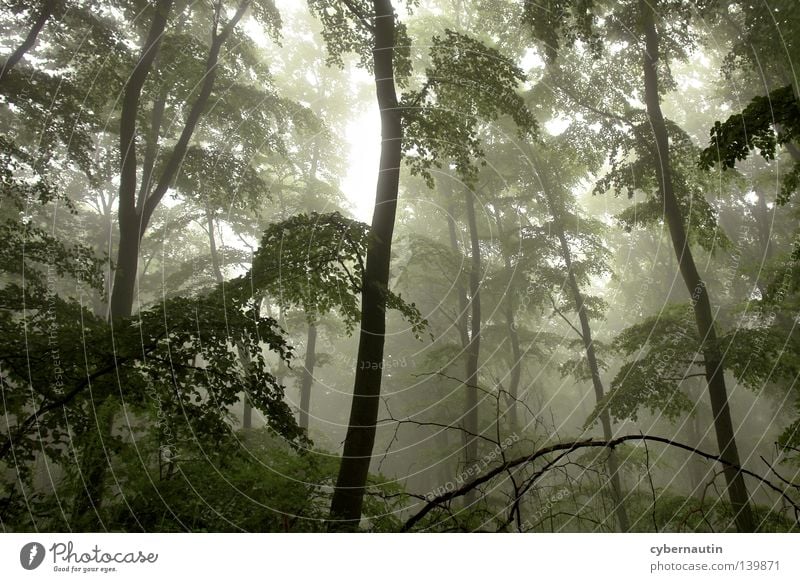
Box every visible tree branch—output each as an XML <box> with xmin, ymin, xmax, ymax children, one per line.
<box><xmin>142</xmin><ymin>0</ymin><xmax>251</xmax><ymax>228</ymax></box>
<box><xmin>401</xmin><ymin>434</ymin><xmax>800</xmax><ymax>531</ymax></box>
<box><xmin>0</xmin><ymin>0</ymin><xmax>57</xmax><ymax>83</ymax></box>
<box><xmin>340</xmin><ymin>0</ymin><xmax>375</xmax><ymax>33</ymax></box>
<box><xmin>548</xmin><ymin>292</ymin><xmax>584</xmax><ymax>340</ymax></box>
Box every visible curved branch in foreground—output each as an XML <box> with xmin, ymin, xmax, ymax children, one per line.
<box><xmin>401</xmin><ymin>434</ymin><xmax>800</xmax><ymax>532</ymax></box>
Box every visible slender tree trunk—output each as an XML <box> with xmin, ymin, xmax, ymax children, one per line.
<box><xmin>205</xmin><ymin>209</ymin><xmax>257</xmax><ymax>430</ymax></box>
<box><xmin>328</xmin><ymin>0</ymin><xmax>402</xmax><ymax>530</ymax></box>
<box><xmin>242</xmin><ymin>398</ymin><xmax>253</xmax><ymax>429</ymax></box>
<box><xmin>504</xmin><ymin>303</ymin><xmax>521</xmax><ymax>433</ymax></box>
<box><xmin>90</xmin><ymin>191</ymin><xmax>114</xmax><ymax>319</ymax></box>
<box><xmin>685</xmin><ymin>379</ymin><xmax>707</xmax><ymax>496</ymax></box>
<box><xmin>206</xmin><ymin>206</ymin><xmax>224</xmax><ymax>283</ymax></box>
<box><xmin>109</xmin><ymin>218</ymin><xmax>143</xmax><ymax>319</ymax></box>
<box><xmin>462</xmin><ymin>188</ymin><xmax>482</xmax><ymax>506</ymax></box>
<box><xmin>755</xmin><ymin>190</ymin><xmax>773</xmax><ymax>263</ymax></box>
<box><xmin>491</xmin><ymin>206</ymin><xmax>521</xmax><ymax>433</ymax></box>
<box><xmin>299</xmin><ymin>323</ymin><xmax>317</xmax><ymax>432</ymax></box>
<box><xmin>298</xmin><ymin>139</ymin><xmax>321</xmax><ymax>432</ymax></box>
<box><xmin>138</xmin><ymin>87</ymin><xmax>168</xmax><ymax>210</ymax></box>
<box><xmin>532</xmin><ymin>150</ymin><xmax>629</xmax><ymax>529</ymax></box>
<box><xmin>236</xmin><ymin>341</ymin><xmax>253</xmax><ymax>430</ymax></box>
<box><xmin>0</xmin><ymin>0</ymin><xmax>56</xmax><ymax>83</ymax></box>
<box><xmin>640</xmin><ymin>0</ymin><xmax>754</xmax><ymax>532</ymax></box>
<box><xmin>446</xmin><ymin>203</ymin><xmax>470</xmax><ymax>349</ymax></box>
<box><xmin>444</xmin><ymin>189</ymin><xmax>479</xmax><ymax>496</ymax></box>
<box><xmin>550</xmin><ymin>209</ymin><xmax>629</xmax><ymax>532</ymax></box>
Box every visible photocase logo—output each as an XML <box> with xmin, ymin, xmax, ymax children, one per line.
<box><xmin>20</xmin><ymin>542</ymin><xmax>46</xmax><ymax>570</ymax></box>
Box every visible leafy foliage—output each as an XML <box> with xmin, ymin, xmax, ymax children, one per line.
<box><xmin>590</xmin><ymin>304</ymin><xmax>700</xmax><ymax>424</ymax></box>
<box><xmin>307</xmin><ymin>0</ymin><xmax>414</xmax><ymax>82</ymax></box>
<box><xmin>699</xmin><ymin>85</ymin><xmax>800</xmax><ymax>205</ymax></box>
<box><xmin>522</xmin><ymin>0</ymin><xmax>600</xmax><ymax>63</ymax></box>
<box><xmin>249</xmin><ymin>211</ymin><xmax>428</xmax><ymax>337</ymax></box>
<box><xmin>402</xmin><ymin>30</ymin><xmax>537</xmax><ymax>186</ymax></box>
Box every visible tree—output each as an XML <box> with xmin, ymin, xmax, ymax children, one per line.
<box><xmin>700</xmin><ymin>85</ymin><xmax>800</xmax><ymax>207</ymax></box>
<box><xmin>0</xmin><ymin>0</ymin><xmax>58</xmax><ymax>83</ymax></box>
<box><xmin>321</xmin><ymin>0</ymin><xmax>404</xmax><ymax>529</ymax></box>
<box><xmin>636</xmin><ymin>0</ymin><xmax>753</xmax><ymax>531</ymax></box>
<box><xmin>110</xmin><ymin>0</ymin><xmax>262</xmax><ymax>318</ymax></box>
<box><xmin>309</xmin><ymin>0</ymin><xmax>535</xmax><ymax>528</ymax></box>
<box><xmin>537</xmin><ymin>155</ymin><xmax>630</xmax><ymax>532</ymax></box>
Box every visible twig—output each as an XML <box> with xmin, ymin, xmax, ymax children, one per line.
<box><xmin>761</xmin><ymin>455</ymin><xmax>800</xmax><ymax>490</ymax></box>
<box><xmin>547</xmin><ymin>292</ymin><xmax>584</xmax><ymax>340</ymax></box>
<box><xmin>401</xmin><ymin>434</ymin><xmax>800</xmax><ymax>532</ymax></box>
<box><xmin>644</xmin><ymin>437</ymin><xmax>658</xmax><ymax>532</ymax></box>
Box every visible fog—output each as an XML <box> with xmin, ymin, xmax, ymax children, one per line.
<box><xmin>1</xmin><ymin>0</ymin><xmax>799</xmax><ymax>533</ymax></box>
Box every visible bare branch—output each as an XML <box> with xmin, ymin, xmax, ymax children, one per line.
<box><xmin>547</xmin><ymin>292</ymin><xmax>584</xmax><ymax>340</ymax></box>
<box><xmin>401</xmin><ymin>434</ymin><xmax>800</xmax><ymax>532</ymax></box>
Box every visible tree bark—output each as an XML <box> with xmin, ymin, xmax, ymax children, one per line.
<box><xmin>462</xmin><ymin>188</ymin><xmax>482</xmax><ymax>506</ymax></box>
<box><xmin>205</xmin><ymin>209</ymin><xmax>258</xmax><ymax>431</ymax></box>
<box><xmin>137</xmin><ymin>87</ymin><xmax>167</xmax><ymax>211</ymax></box>
<box><xmin>110</xmin><ymin>0</ymin><xmax>250</xmax><ymax>319</ymax></box>
<box><xmin>298</xmin><ymin>138</ymin><xmax>322</xmax><ymax>432</ymax></box>
<box><xmin>237</xmin><ymin>342</ymin><xmax>253</xmax><ymax>430</ymax></box>
<box><xmin>491</xmin><ymin>206</ymin><xmax>521</xmax><ymax>433</ymax></box>
<box><xmin>685</xmin><ymin>379</ymin><xmax>707</xmax><ymax>497</ymax></box>
<box><xmin>206</xmin><ymin>206</ymin><xmax>224</xmax><ymax>283</ymax></box>
<box><xmin>109</xmin><ymin>0</ymin><xmax>173</xmax><ymax>320</ymax></box>
<box><xmin>446</xmin><ymin>202</ymin><xmax>470</xmax><ymax>349</ymax></box>
<box><xmin>640</xmin><ymin>0</ymin><xmax>754</xmax><ymax>532</ymax></box>
<box><xmin>544</xmin><ymin>189</ymin><xmax>629</xmax><ymax>532</ymax></box>
<box><xmin>504</xmin><ymin>306</ymin><xmax>521</xmax><ymax>433</ymax></box>
<box><xmin>299</xmin><ymin>322</ymin><xmax>317</xmax><ymax>432</ymax></box>
<box><xmin>0</xmin><ymin>0</ymin><xmax>56</xmax><ymax>83</ymax></box>
<box><xmin>328</xmin><ymin>0</ymin><xmax>402</xmax><ymax>531</ymax></box>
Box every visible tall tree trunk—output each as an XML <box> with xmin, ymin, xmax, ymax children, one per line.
<box><xmin>491</xmin><ymin>206</ymin><xmax>521</xmax><ymax>433</ymax></box>
<box><xmin>462</xmin><ymin>188</ymin><xmax>481</xmax><ymax>506</ymax></box>
<box><xmin>109</xmin><ymin>216</ymin><xmax>143</xmax><ymax>319</ymax></box>
<box><xmin>0</xmin><ymin>0</ymin><xmax>56</xmax><ymax>83</ymax></box>
<box><xmin>298</xmin><ymin>139</ymin><xmax>321</xmax><ymax>432</ymax></box>
<box><xmin>444</xmin><ymin>188</ymin><xmax>478</xmax><ymax>493</ymax></box>
<box><xmin>546</xmin><ymin>195</ymin><xmax>629</xmax><ymax>532</ymax></box>
<box><xmin>206</xmin><ymin>206</ymin><xmax>224</xmax><ymax>283</ymax></box>
<box><xmin>504</xmin><ymin>301</ymin><xmax>521</xmax><ymax>433</ymax></box>
<box><xmin>110</xmin><ymin>0</ymin><xmax>250</xmax><ymax>318</ymax></box>
<box><xmin>640</xmin><ymin>0</ymin><xmax>754</xmax><ymax>532</ymax></box>
<box><xmin>685</xmin><ymin>379</ymin><xmax>707</xmax><ymax>497</ymax></box>
<box><xmin>138</xmin><ymin>87</ymin><xmax>168</xmax><ymax>210</ymax></box>
<box><xmin>205</xmin><ymin>209</ymin><xmax>256</xmax><ymax>430</ymax></box>
<box><xmin>299</xmin><ymin>323</ymin><xmax>317</xmax><ymax>432</ymax></box>
<box><xmin>236</xmin><ymin>342</ymin><xmax>253</xmax><ymax>431</ymax></box>
<box><xmin>446</xmin><ymin>202</ymin><xmax>470</xmax><ymax>349</ymax></box>
<box><xmin>531</xmin><ymin>147</ymin><xmax>629</xmax><ymax>529</ymax></box>
<box><xmin>109</xmin><ymin>0</ymin><xmax>173</xmax><ymax>320</ymax></box>
<box><xmin>328</xmin><ymin>0</ymin><xmax>402</xmax><ymax>530</ymax></box>
<box><xmin>242</xmin><ymin>398</ymin><xmax>253</xmax><ymax>429</ymax></box>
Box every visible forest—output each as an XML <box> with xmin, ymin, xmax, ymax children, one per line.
<box><xmin>0</xmin><ymin>0</ymin><xmax>799</xmax><ymax>534</ymax></box>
